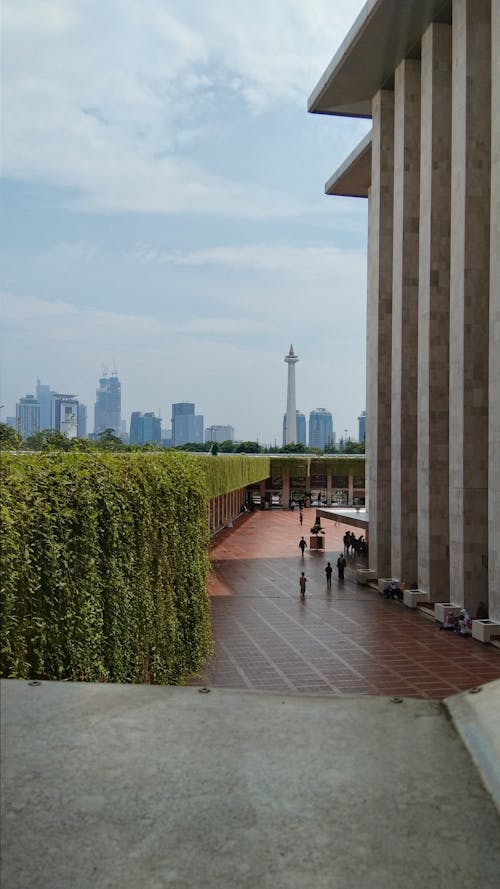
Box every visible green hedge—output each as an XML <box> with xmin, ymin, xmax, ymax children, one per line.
<box><xmin>199</xmin><ymin>454</ymin><xmax>270</xmax><ymax>498</ymax></box>
<box><xmin>0</xmin><ymin>451</ymin><xmax>212</xmax><ymax>684</ymax></box>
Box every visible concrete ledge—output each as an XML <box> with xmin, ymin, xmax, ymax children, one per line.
<box><xmin>445</xmin><ymin>679</ymin><xmax>500</xmax><ymax>814</ymax></box>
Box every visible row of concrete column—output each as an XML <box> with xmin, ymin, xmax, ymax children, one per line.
<box><xmin>209</xmin><ymin>487</ymin><xmax>247</xmax><ymax>535</ymax></box>
<box><xmin>368</xmin><ymin>0</ymin><xmax>499</xmax><ymax>619</ymax></box>
<box><xmin>270</xmin><ymin>469</ymin><xmax>362</xmax><ymax>508</ymax></box>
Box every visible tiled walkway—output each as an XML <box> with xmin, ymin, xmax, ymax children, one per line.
<box><xmin>191</xmin><ymin>509</ymin><xmax>500</xmax><ymax>698</ymax></box>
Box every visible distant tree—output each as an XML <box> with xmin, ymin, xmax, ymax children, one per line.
<box><xmin>210</xmin><ymin>442</ymin><xmax>219</xmax><ymax>456</ymax></box>
<box><xmin>343</xmin><ymin>440</ymin><xmax>365</xmax><ymax>454</ymax></box>
<box><xmin>174</xmin><ymin>442</ymin><xmax>211</xmax><ymax>452</ymax></box>
<box><xmin>69</xmin><ymin>437</ymin><xmax>93</xmax><ymax>451</ymax></box>
<box><xmin>95</xmin><ymin>429</ymin><xmax>124</xmax><ymax>450</ymax></box>
<box><xmin>21</xmin><ymin>430</ymin><xmax>72</xmax><ymax>451</ymax></box>
<box><xmin>0</xmin><ymin>423</ymin><xmax>21</xmax><ymax>450</ymax></box>
<box><xmin>218</xmin><ymin>440</ymin><xmax>236</xmax><ymax>453</ymax></box>
<box><xmin>235</xmin><ymin>441</ymin><xmax>262</xmax><ymax>453</ymax></box>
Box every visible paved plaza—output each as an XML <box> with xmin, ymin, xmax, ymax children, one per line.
<box><xmin>192</xmin><ymin>509</ymin><xmax>500</xmax><ymax>697</ymax></box>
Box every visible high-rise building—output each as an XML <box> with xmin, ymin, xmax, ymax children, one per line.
<box><xmin>282</xmin><ymin>411</ymin><xmax>306</xmax><ymax>446</ymax></box>
<box><xmin>36</xmin><ymin>379</ymin><xmax>53</xmax><ymax>431</ymax></box>
<box><xmin>77</xmin><ymin>404</ymin><xmax>87</xmax><ymax>439</ymax></box>
<box><xmin>51</xmin><ymin>394</ymin><xmax>79</xmax><ymax>439</ymax></box>
<box><xmin>358</xmin><ymin>411</ymin><xmax>366</xmax><ymax>443</ymax></box>
<box><xmin>308</xmin><ymin>0</ymin><xmax>499</xmax><ymax>620</ymax></box>
<box><xmin>130</xmin><ymin>411</ymin><xmax>161</xmax><ymax>445</ymax></box>
<box><xmin>94</xmin><ymin>372</ymin><xmax>121</xmax><ymax>435</ymax></box>
<box><xmin>308</xmin><ymin>409</ymin><xmax>333</xmax><ymax>450</ymax></box>
<box><xmin>205</xmin><ymin>425</ymin><xmax>235</xmax><ymax>443</ymax></box>
<box><xmin>16</xmin><ymin>394</ymin><xmax>40</xmax><ymax>439</ymax></box>
<box><xmin>171</xmin><ymin>403</ymin><xmax>203</xmax><ymax>445</ymax></box>
<box><xmin>284</xmin><ymin>345</ymin><xmax>299</xmax><ymax>443</ymax></box>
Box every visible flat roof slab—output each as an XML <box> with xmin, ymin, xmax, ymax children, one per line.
<box><xmin>308</xmin><ymin>0</ymin><xmax>452</xmax><ymax>117</ymax></box>
<box><xmin>2</xmin><ymin>679</ymin><xmax>500</xmax><ymax>889</ymax></box>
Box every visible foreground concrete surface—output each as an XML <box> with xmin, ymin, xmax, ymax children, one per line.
<box><xmin>2</xmin><ymin>680</ymin><xmax>500</xmax><ymax>889</ymax></box>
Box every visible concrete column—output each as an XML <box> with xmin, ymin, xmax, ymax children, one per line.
<box><xmin>417</xmin><ymin>23</ymin><xmax>452</xmax><ymax>599</ymax></box>
<box><xmin>326</xmin><ymin>467</ymin><xmax>332</xmax><ymax>505</ymax></box>
<box><xmin>391</xmin><ymin>58</ymin><xmax>421</xmax><ymax>583</ymax></box>
<box><xmin>449</xmin><ymin>0</ymin><xmax>491</xmax><ymax>613</ymax></box>
<box><xmin>367</xmin><ymin>90</ymin><xmax>394</xmax><ymax>578</ymax></box>
<box><xmin>490</xmin><ymin>0</ymin><xmax>500</xmax><ymax>622</ymax></box>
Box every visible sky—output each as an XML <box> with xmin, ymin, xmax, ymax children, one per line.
<box><xmin>1</xmin><ymin>0</ymin><xmax>370</xmax><ymax>445</ymax></box>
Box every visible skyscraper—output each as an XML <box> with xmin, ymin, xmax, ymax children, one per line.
<box><xmin>282</xmin><ymin>411</ymin><xmax>306</xmax><ymax>447</ymax></box>
<box><xmin>308</xmin><ymin>409</ymin><xmax>333</xmax><ymax>450</ymax></box>
<box><xmin>94</xmin><ymin>372</ymin><xmax>121</xmax><ymax>435</ymax></box>
<box><xmin>130</xmin><ymin>412</ymin><xmax>161</xmax><ymax>445</ymax></box>
<box><xmin>16</xmin><ymin>394</ymin><xmax>40</xmax><ymax>439</ymax></box>
<box><xmin>205</xmin><ymin>425</ymin><xmax>235</xmax><ymax>443</ymax></box>
<box><xmin>171</xmin><ymin>403</ymin><xmax>203</xmax><ymax>445</ymax></box>
<box><xmin>51</xmin><ymin>394</ymin><xmax>79</xmax><ymax>439</ymax></box>
<box><xmin>284</xmin><ymin>344</ymin><xmax>299</xmax><ymax>444</ymax></box>
<box><xmin>77</xmin><ymin>404</ymin><xmax>87</xmax><ymax>439</ymax></box>
<box><xmin>358</xmin><ymin>411</ymin><xmax>366</xmax><ymax>442</ymax></box>
<box><xmin>36</xmin><ymin>379</ymin><xmax>53</xmax><ymax>431</ymax></box>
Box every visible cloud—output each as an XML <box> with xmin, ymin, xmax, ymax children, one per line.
<box><xmin>2</xmin><ymin>0</ymin><xmax>366</xmax><ymax>215</ymax></box>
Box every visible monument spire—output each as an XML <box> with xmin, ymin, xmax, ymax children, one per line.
<box><xmin>284</xmin><ymin>344</ymin><xmax>299</xmax><ymax>444</ymax></box>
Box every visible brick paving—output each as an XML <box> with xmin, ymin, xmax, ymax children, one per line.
<box><xmin>191</xmin><ymin>509</ymin><xmax>500</xmax><ymax>698</ymax></box>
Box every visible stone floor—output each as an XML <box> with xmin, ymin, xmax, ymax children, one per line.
<box><xmin>191</xmin><ymin>509</ymin><xmax>500</xmax><ymax>698</ymax></box>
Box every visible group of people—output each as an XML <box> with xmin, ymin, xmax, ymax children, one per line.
<box><xmin>343</xmin><ymin>531</ymin><xmax>367</xmax><ymax>557</ymax></box>
<box><xmin>298</xmin><ymin>556</ymin><xmax>347</xmax><ymax>598</ymax></box>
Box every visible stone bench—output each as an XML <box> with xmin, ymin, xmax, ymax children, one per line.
<box><xmin>471</xmin><ymin>620</ymin><xmax>500</xmax><ymax>644</ymax></box>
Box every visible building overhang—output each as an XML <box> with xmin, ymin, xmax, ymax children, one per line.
<box><xmin>325</xmin><ymin>131</ymin><xmax>372</xmax><ymax>198</ymax></box>
<box><xmin>308</xmin><ymin>0</ymin><xmax>452</xmax><ymax>118</ymax></box>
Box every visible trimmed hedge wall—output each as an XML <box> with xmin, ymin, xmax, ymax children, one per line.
<box><xmin>200</xmin><ymin>454</ymin><xmax>271</xmax><ymax>498</ymax></box>
<box><xmin>0</xmin><ymin>451</ymin><xmax>213</xmax><ymax>684</ymax></box>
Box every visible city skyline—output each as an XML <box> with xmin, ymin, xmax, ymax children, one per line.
<box><xmin>0</xmin><ymin>0</ymin><xmax>368</xmax><ymax>444</ymax></box>
<box><xmin>7</xmin><ymin>370</ymin><xmax>363</xmax><ymax>446</ymax></box>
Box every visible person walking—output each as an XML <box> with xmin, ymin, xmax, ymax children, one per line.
<box><xmin>299</xmin><ymin>509</ymin><xmax>304</xmax><ymax>526</ymax></box>
<box><xmin>299</xmin><ymin>572</ymin><xmax>307</xmax><ymax>598</ymax></box>
<box><xmin>298</xmin><ymin>536</ymin><xmax>307</xmax><ymax>557</ymax></box>
<box><xmin>337</xmin><ymin>553</ymin><xmax>346</xmax><ymax>580</ymax></box>
<box><xmin>325</xmin><ymin>562</ymin><xmax>333</xmax><ymax>589</ymax></box>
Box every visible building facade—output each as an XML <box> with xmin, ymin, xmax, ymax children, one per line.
<box><xmin>282</xmin><ymin>411</ymin><xmax>306</xmax><ymax>447</ymax></box>
<box><xmin>309</xmin><ymin>0</ymin><xmax>499</xmax><ymax>621</ymax></box>
<box><xmin>51</xmin><ymin>394</ymin><xmax>79</xmax><ymax>439</ymax></box>
<box><xmin>16</xmin><ymin>395</ymin><xmax>40</xmax><ymax>439</ymax></box>
<box><xmin>130</xmin><ymin>411</ymin><xmax>162</xmax><ymax>445</ymax></box>
<box><xmin>205</xmin><ymin>425</ymin><xmax>235</xmax><ymax>443</ymax></box>
<box><xmin>358</xmin><ymin>411</ymin><xmax>366</xmax><ymax>443</ymax></box>
<box><xmin>94</xmin><ymin>373</ymin><xmax>121</xmax><ymax>435</ymax></box>
<box><xmin>35</xmin><ymin>380</ymin><xmax>53</xmax><ymax>431</ymax></box>
<box><xmin>172</xmin><ymin>403</ymin><xmax>203</xmax><ymax>445</ymax></box>
<box><xmin>308</xmin><ymin>408</ymin><xmax>333</xmax><ymax>450</ymax></box>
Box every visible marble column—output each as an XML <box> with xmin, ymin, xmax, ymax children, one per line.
<box><xmin>449</xmin><ymin>0</ymin><xmax>491</xmax><ymax>613</ymax></box>
<box><xmin>391</xmin><ymin>58</ymin><xmax>421</xmax><ymax>583</ymax></box>
<box><xmin>417</xmin><ymin>22</ymin><xmax>452</xmax><ymax>600</ymax></box>
<box><xmin>489</xmin><ymin>0</ymin><xmax>499</xmax><ymax>621</ymax></box>
<box><xmin>367</xmin><ymin>90</ymin><xmax>394</xmax><ymax>578</ymax></box>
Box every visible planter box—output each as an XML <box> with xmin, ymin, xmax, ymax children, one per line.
<box><xmin>378</xmin><ymin>578</ymin><xmax>400</xmax><ymax>594</ymax></box>
<box><xmin>356</xmin><ymin>568</ymin><xmax>376</xmax><ymax>585</ymax></box>
<box><xmin>309</xmin><ymin>536</ymin><xmax>325</xmax><ymax>550</ymax></box>
<box><xmin>434</xmin><ymin>603</ymin><xmax>461</xmax><ymax>624</ymax></box>
<box><xmin>472</xmin><ymin>619</ymin><xmax>500</xmax><ymax>644</ymax></box>
<box><xmin>403</xmin><ymin>589</ymin><xmax>429</xmax><ymax>609</ymax></box>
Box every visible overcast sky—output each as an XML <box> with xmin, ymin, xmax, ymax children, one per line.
<box><xmin>1</xmin><ymin>0</ymin><xmax>369</xmax><ymax>444</ymax></box>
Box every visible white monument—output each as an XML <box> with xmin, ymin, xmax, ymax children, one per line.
<box><xmin>284</xmin><ymin>344</ymin><xmax>299</xmax><ymax>444</ymax></box>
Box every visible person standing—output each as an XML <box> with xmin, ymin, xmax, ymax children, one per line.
<box><xmin>299</xmin><ymin>572</ymin><xmax>307</xmax><ymax>598</ymax></box>
<box><xmin>299</xmin><ymin>536</ymin><xmax>307</xmax><ymax>557</ymax></box>
<box><xmin>337</xmin><ymin>553</ymin><xmax>346</xmax><ymax>580</ymax></box>
<box><xmin>325</xmin><ymin>562</ymin><xmax>333</xmax><ymax>589</ymax></box>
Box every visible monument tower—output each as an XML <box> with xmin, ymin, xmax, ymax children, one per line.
<box><xmin>284</xmin><ymin>344</ymin><xmax>299</xmax><ymax>444</ymax></box>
